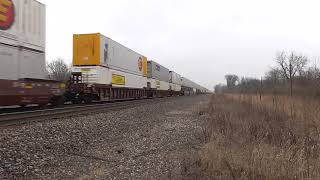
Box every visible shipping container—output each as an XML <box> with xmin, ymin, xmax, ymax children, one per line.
<box><xmin>147</xmin><ymin>78</ymin><xmax>156</xmax><ymax>89</ymax></box>
<box><xmin>0</xmin><ymin>0</ymin><xmax>46</xmax><ymax>80</ymax></box>
<box><xmin>73</xmin><ymin>33</ymin><xmax>148</xmax><ymax>77</ymax></box>
<box><xmin>0</xmin><ymin>43</ymin><xmax>46</xmax><ymax>80</ymax></box>
<box><xmin>157</xmin><ymin>80</ymin><xmax>170</xmax><ymax>91</ymax></box>
<box><xmin>147</xmin><ymin>78</ymin><xmax>170</xmax><ymax>91</ymax></box>
<box><xmin>0</xmin><ymin>0</ymin><xmax>46</xmax><ymax>52</ymax></box>
<box><xmin>170</xmin><ymin>71</ymin><xmax>182</xmax><ymax>85</ymax></box>
<box><xmin>181</xmin><ymin>77</ymin><xmax>194</xmax><ymax>88</ymax></box>
<box><xmin>147</xmin><ymin>61</ymin><xmax>170</xmax><ymax>82</ymax></box>
<box><xmin>170</xmin><ymin>83</ymin><xmax>182</xmax><ymax>92</ymax></box>
<box><xmin>72</xmin><ymin>66</ymin><xmax>147</xmax><ymax>89</ymax></box>
<box><xmin>182</xmin><ymin>77</ymin><xmax>204</xmax><ymax>90</ymax></box>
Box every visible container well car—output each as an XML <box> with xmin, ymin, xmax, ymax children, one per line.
<box><xmin>0</xmin><ymin>0</ymin><xmax>68</xmax><ymax>107</ymax></box>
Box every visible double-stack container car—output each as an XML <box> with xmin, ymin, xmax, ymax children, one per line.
<box><xmin>0</xmin><ymin>0</ymin><xmax>66</xmax><ymax>107</ymax></box>
<box><xmin>147</xmin><ymin>61</ymin><xmax>170</xmax><ymax>89</ymax></box>
<box><xmin>72</xmin><ymin>33</ymin><xmax>148</xmax><ymax>88</ymax></box>
<box><xmin>69</xmin><ymin>33</ymin><xmax>149</xmax><ymax>102</ymax></box>
<box><xmin>169</xmin><ymin>71</ymin><xmax>182</xmax><ymax>94</ymax></box>
<box><xmin>0</xmin><ymin>0</ymin><xmax>46</xmax><ymax>80</ymax></box>
<box><xmin>181</xmin><ymin>77</ymin><xmax>197</xmax><ymax>95</ymax></box>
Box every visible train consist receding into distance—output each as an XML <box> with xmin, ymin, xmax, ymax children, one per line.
<box><xmin>0</xmin><ymin>0</ymin><xmax>209</xmax><ymax>108</ymax></box>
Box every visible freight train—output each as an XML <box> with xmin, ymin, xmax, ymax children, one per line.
<box><xmin>63</xmin><ymin>33</ymin><xmax>209</xmax><ymax>104</ymax></box>
<box><xmin>0</xmin><ymin>1</ymin><xmax>209</xmax><ymax>108</ymax></box>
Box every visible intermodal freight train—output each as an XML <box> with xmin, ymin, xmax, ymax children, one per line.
<box><xmin>0</xmin><ymin>1</ymin><xmax>209</xmax><ymax>108</ymax></box>
<box><xmin>66</xmin><ymin>33</ymin><xmax>209</xmax><ymax>104</ymax></box>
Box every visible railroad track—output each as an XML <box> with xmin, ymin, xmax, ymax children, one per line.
<box><xmin>0</xmin><ymin>98</ymin><xmax>146</xmax><ymax>114</ymax></box>
<box><xmin>0</xmin><ymin>97</ymin><xmax>171</xmax><ymax>127</ymax></box>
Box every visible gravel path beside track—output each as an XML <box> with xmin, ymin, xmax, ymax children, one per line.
<box><xmin>0</xmin><ymin>95</ymin><xmax>210</xmax><ymax>179</ymax></box>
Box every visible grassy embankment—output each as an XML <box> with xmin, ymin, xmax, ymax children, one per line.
<box><xmin>185</xmin><ymin>94</ymin><xmax>320</xmax><ymax>179</ymax></box>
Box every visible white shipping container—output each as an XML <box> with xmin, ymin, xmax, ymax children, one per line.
<box><xmin>72</xmin><ymin>66</ymin><xmax>147</xmax><ymax>89</ymax></box>
<box><xmin>147</xmin><ymin>61</ymin><xmax>170</xmax><ymax>82</ymax></box>
<box><xmin>102</xmin><ymin>35</ymin><xmax>145</xmax><ymax>76</ymax></box>
<box><xmin>170</xmin><ymin>71</ymin><xmax>182</xmax><ymax>85</ymax></box>
<box><xmin>170</xmin><ymin>83</ymin><xmax>182</xmax><ymax>92</ymax></box>
<box><xmin>182</xmin><ymin>77</ymin><xmax>195</xmax><ymax>88</ymax></box>
<box><xmin>147</xmin><ymin>78</ymin><xmax>170</xmax><ymax>91</ymax></box>
<box><xmin>0</xmin><ymin>43</ymin><xmax>46</xmax><ymax>80</ymax></box>
<box><xmin>193</xmin><ymin>88</ymin><xmax>197</xmax><ymax>93</ymax></box>
<box><xmin>157</xmin><ymin>80</ymin><xmax>170</xmax><ymax>91</ymax></box>
<box><xmin>147</xmin><ymin>78</ymin><xmax>156</xmax><ymax>89</ymax></box>
<box><xmin>156</xmin><ymin>80</ymin><xmax>170</xmax><ymax>91</ymax></box>
<box><xmin>0</xmin><ymin>0</ymin><xmax>46</xmax><ymax>52</ymax></box>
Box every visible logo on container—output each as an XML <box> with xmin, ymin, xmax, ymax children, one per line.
<box><xmin>0</xmin><ymin>0</ymin><xmax>14</xmax><ymax>30</ymax></box>
<box><xmin>138</xmin><ymin>57</ymin><xmax>143</xmax><ymax>71</ymax></box>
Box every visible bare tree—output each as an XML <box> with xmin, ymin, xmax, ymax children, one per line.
<box><xmin>225</xmin><ymin>74</ymin><xmax>239</xmax><ymax>90</ymax></box>
<box><xmin>214</xmin><ymin>84</ymin><xmax>227</xmax><ymax>94</ymax></box>
<box><xmin>47</xmin><ymin>58</ymin><xmax>71</xmax><ymax>82</ymax></box>
<box><xmin>306</xmin><ymin>65</ymin><xmax>320</xmax><ymax>80</ymax></box>
<box><xmin>265</xmin><ymin>68</ymin><xmax>282</xmax><ymax>84</ymax></box>
<box><xmin>276</xmin><ymin>51</ymin><xmax>308</xmax><ymax>96</ymax></box>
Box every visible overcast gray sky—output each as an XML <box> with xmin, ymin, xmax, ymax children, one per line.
<box><xmin>38</xmin><ymin>0</ymin><xmax>320</xmax><ymax>89</ymax></box>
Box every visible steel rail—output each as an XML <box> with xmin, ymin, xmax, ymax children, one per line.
<box><xmin>0</xmin><ymin>97</ymin><xmax>169</xmax><ymax>127</ymax></box>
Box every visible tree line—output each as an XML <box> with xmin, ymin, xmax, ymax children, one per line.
<box><xmin>215</xmin><ymin>51</ymin><xmax>320</xmax><ymax>96</ymax></box>
<box><xmin>46</xmin><ymin>58</ymin><xmax>71</xmax><ymax>82</ymax></box>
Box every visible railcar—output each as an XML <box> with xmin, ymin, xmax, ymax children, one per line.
<box><xmin>0</xmin><ymin>79</ymin><xmax>66</xmax><ymax>107</ymax></box>
<box><xmin>68</xmin><ymin>33</ymin><xmax>150</xmax><ymax>102</ymax></box>
<box><xmin>68</xmin><ymin>33</ymin><xmax>207</xmax><ymax>102</ymax></box>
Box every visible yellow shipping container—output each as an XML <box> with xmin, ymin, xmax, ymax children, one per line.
<box><xmin>73</xmin><ymin>33</ymin><xmax>100</xmax><ymax>66</ymax></box>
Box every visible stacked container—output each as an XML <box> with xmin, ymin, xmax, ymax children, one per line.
<box><xmin>147</xmin><ymin>61</ymin><xmax>170</xmax><ymax>91</ymax></box>
<box><xmin>169</xmin><ymin>71</ymin><xmax>182</xmax><ymax>92</ymax></box>
<box><xmin>181</xmin><ymin>77</ymin><xmax>198</xmax><ymax>95</ymax></box>
<box><xmin>0</xmin><ymin>0</ymin><xmax>46</xmax><ymax>80</ymax></box>
<box><xmin>72</xmin><ymin>33</ymin><xmax>148</xmax><ymax>89</ymax></box>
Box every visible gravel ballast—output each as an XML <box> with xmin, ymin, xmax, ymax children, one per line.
<box><xmin>0</xmin><ymin>95</ymin><xmax>210</xmax><ymax>179</ymax></box>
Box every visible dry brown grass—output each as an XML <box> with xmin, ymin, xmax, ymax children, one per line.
<box><xmin>185</xmin><ymin>94</ymin><xmax>320</xmax><ymax>179</ymax></box>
